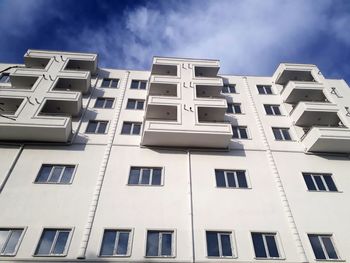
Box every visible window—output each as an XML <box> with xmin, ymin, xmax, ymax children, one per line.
<box><xmin>215</xmin><ymin>170</ymin><xmax>248</xmax><ymax>188</ymax></box>
<box><xmin>126</xmin><ymin>99</ymin><xmax>144</xmax><ymax>110</ymax></box>
<box><xmin>35</xmin><ymin>229</ymin><xmax>71</xmax><ymax>256</ymax></box>
<box><xmin>100</xmin><ymin>229</ymin><xmax>132</xmax><ymax>257</ymax></box>
<box><xmin>206</xmin><ymin>231</ymin><xmax>234</xmax><ymax>257</ymax></box>
<box><xmin>272</xmin><ymin>127</ymin><xmax>291</xmax><ymax>141</ymax></box>
<box><xmin>86</xmin><ymin>120</ymin><xmax>108</xmax><ymax>134</ymax></box>
<box><xmin>130</xmin><ymin>80</ymin><xmax>147</xmax><ymax>90</ymax></box>
<box><xmin>35</xmin><ymin>164</ymin><xmax>75</xmax><ymax>184</ymax></box>
<box><xmin>232</xmin><ymin>126</ymin><xmax>248</xmax><ymax>139</ymax></box>
<box><xmin>257</xmin><ymin>85</ymin><xmax>273</xmax><ymax>94</ymax></box>
<box><xmin>101</xmin><ymin>78</ymin><xmax>119</xmax><ymax>88</ymax></box>
<box><xmin>308</xmin><ymin>234</ymin><xmax>339</xmax><ymax>260</ymax></box>
<box><xmin>0</xmin><ymin>229</ymin><xmax>24</xmax><ymax>256</ymax></box>
<box><xmin>146</xmin><ymin>230</ymin><xmax>174</xmax><ymax>257</ymax></box>
<box><xmin>128</xmin><ymin>167</ymin><xmax>162</xmax><ymax>186</ymax></box>
<box><xmin>121</xmin><ymin>122</ymin><xmax>141</xmax><ymax>135</ymax></box>
<box><xmin>227</xmin><ymin>103</ymin><xmax>242</xmax><ymax>114</ymax></box>
<box><xmin>303</xmin><ymin>173</ymin><xmax>338</xmax><ymax>192</ymax></box>
<box><xmin>94</xmin><ymin>98</ymin><xmax>114</xmax><ymax>109</ymax></box>
<box><xmin>251</xmin><ymin>232</ymin><xmax>281</xmax><ymax>259</ymax></box>
<box><xmin>0</xmin><ymin>73</ymin><xmax>10</xmax><ymax>83</ymax></box>
<box><xmin>264</xmin><ymin>104</ymin><xmax>281</xmax><ymax>115</ymax></box>
<box><xmin>222</xmin><ymin>84</ymin><xmax>236</xmax><ymax>94</ymax></box>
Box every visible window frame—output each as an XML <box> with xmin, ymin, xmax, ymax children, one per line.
<box><xmin>94</xmin><ymin>97</ymin><xmax>115</xmax><ymax>109</ymax></box>
<box><xmin>0</xmin><ymin>73</ymin><xmax>10</xmax><ymax>83</ymax></box>
<box><xmin>130</xmin><ymin>80</ymin><xmax>147</xmax><ymax>90</ymax></box>
<box><xmin>257</xmin><ymin>85</ymin><xmax>273</xmax><ymax>95</ymax></box>
<box><xmin>34</xmin><ymin>164</ymin><xmax>77</xmax><ymax>185</ymax></box>
<box><xmin>144</xmin><ymin>229</ymin><xmax>176</xmax><ymax>258</ymax></box>
<box><xmin>85</xmin><ymin>120</ymin><xmax>109</xmax><ymax>134</ymax></box>
<box><xmin>250</xmin><ymin>231</ymin><xmax>285</xmax><ymax>260</ymax></box>
<box><xmin>120</xmin><ymin>122</ymin><xmax>142</xmax><ymax>135</ymax></box>
<box><xmin>227</xmin><ymin>103</ymin><xmax>243</xmax><ymax>114</ymax></box>
<box><xmin>231</xmin><ymin>126</ymin><xmax>249</xmax><ymax>139</ymax></box>
<box><xmin>0</xmin><ymin>227</ymin><xmax>26</xmax><ymax>256</ymax></box>
<box><xmin>127</xmin><ymin>166</ymin><xmax>164</xmax><ymax>186</ymax></box>
<box><xmin>100</xmin><ymin>78</ymin><xmax>119</xmax><ymax>88</ymax></box>
<box><xmin>272</xmin><ymin>127</ymin><xmax>292</xmax><ymax>141</ymax></box>
<box><xmin>205</xmin><ymin>230</ymin><xmax>237</xmax><ymax>258</ymax></box>
<box><xmin>98</xmin><ymin>228</ymin><xmax>134</xmax><ymax>257</ymax></box>
<box><xmin>214</xmin><ymin>169</ymin><xmax>251</xmax><ymax>189</ymax></box>
<box><xmin>302</xmin><ymin>172</ymin><xmax>339</xmax><ymax>192</ymax></box>
<box><xmin>264</xmin><ymin>104</ymin><xmax>282</xmax><ymax>116</ymax></box>
<box><xmin>126</xmin><ymin>99</ymin><xmax>145</xmax><ymax>110</ymax></box>
<box><xmin>33</xmin><ymin>228</ymin><xmax>73</xmax><ymax>257</ymax></box>
<box><xmin>222</xmin><ymin>84</ymin><xmax>237</xmax><ymax>94</ymax></box>
<box><xmin>307</xmin><ymin>233</ymin><xmax>341</xmax><ymax>261</ymax></box>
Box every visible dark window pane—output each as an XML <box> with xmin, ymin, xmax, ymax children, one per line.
<box><xmin>324</xmin><ymin>176</ymin><xmax>338</xmax><ymax>192</ymax></box>
<box><xmin>232</xmin><ymin>127</ymin><xmax>239</xmax><ymax>138</ymax></box>
<box><xmin>105</xmin><ymin>99</ymin><xmax>114</xmax><ymax>108</ymax></box>
<box><xmin>132</xmin><ymin>124</ymin><xmax>141</xmax><ymax>135</ymax></box>
<box><xmin>273</xmin><ymin>128</ymin><xmax>282</xmax><ymax>140</ymax></box>
<box><xmin>273</xmin><ymin>106</ymin><xmax>281</xmax><ymax>115</ymax></box>
<box><xmin>127</xmin><ymin>100</ymin><xmax>136</xmax><ymax>109</ymax></box>
<box><xmin>61</xmin><ymin>166</ymin><xmax>74</xmax><ymax>184</ymax></box>
<box><xmin>52</xmin><ymin>231</ymin><xmax>69</xmax><ymax>254</ymax></box>
<box><xmin>265</xmin><ymin>105</ymin><xmax>273</xmax><ymax>115</ymax></box>
<box><xmin>215</xmin><ymin>170</ymin><xmax>226</xmax><ymax>187</ymax></box>
<box><xmin>136</xmin><ymin>101</ymin><xmax>144</xmax><ymax>110</ymax></box>
<box><xmin>49</xmin><ymin>166</ymin><xmax>63</xmax><ymax>183</ymax></box>
<box><xmin>128</xmin><ymin>168</ymin><xmax>140</xmax><ymax>184</ymax></box>
<box><xmin>130</xmin><ymin>80</ymin><xmax>139</xmax><ymax>89</ymax></box>
<box><xmin>252</xmin><ymin>233</ymin><xmax>267</xmax><ymax>258</ymax></box>
<box><xmin>86</xmin><ymin>121</ymin><xmax>97</xmax><ymax>133</ymax></box>
<box><xmin>309</xmin><ymin>235</ymin><xmax>326</xmax><ymax>259</ymax></box>
<box><xmin>146</xmin><ymin>231</ymin><xmax>159</xmax><ymax>256</ymax></box>
<box><xmin>111</xmin><ymin>79</ymin><xmax>118</xmax><ymax>88</ymax></box>
<box><xmin>152</xmin><ymin>169</ymin><xmax>162</xmax><ymax>185</ymax></box>
<box><xmin>36</xmin><ymin>230</ymin><xmax>56</xmax><ymax>255</ymax></box>
<box><xmin>226</xmin><ymin>172</ymin><xmax>236</xmax><ymax>187</ymax></box>
<box><xmin>266</xmin><ymin>235</ymin><xmax>279</xmax><ymax>257</ymax></box>
<box><xmin>140</xmin><ymin>81</ymin><xmax>147</xmax><ymax>89</ymax></box>
<box><xmin>222</xmin><ymin>86</ymin><xmax>228</xmax><ymax>93</ymax></box>
<box><xmin>221</xmin><ymin>234</ymin><xmax>232</xmax><ymax>256</ymax></box>
<box><xmin>237</xmin><ymin>171</ymin><xmax>248</xmax><ymax>188</ymax></box>
<box><xmin>3</xmin><ymin>230</ymin><xmax>22</xmax><ymax>254</ymax></box>
<box><xmin>265</xmin><ymin>86</ymin><xmax>272</xmax><ymax>94</ymax></box>
<box><xmin>95</xmin><ymin>98</ymin><xmax>105</xmax><ymax>108</ymax></box>
<box><xmin>239</xmin><ymin>128</ymin><xmax>248</xmax><ymax>139</ymax></box>
<box><xmin>0</xmin><ymin>230</ymin><xmax>8</xmax><ymax>253</ymax></box>
<box><xmin>227</xmin><ymin>104</ymin><xmax>233</xmax><ymax>113</ymax></box>
<box><xmin>282</xmin><ymin>129</ymin><xmax>291</xmax><ymax>140</ymax></box>
<box><xmin>122</xmin><ymin>123</ymin><xmax>132</xmax><ymax>134</ymax></box>
<box><xmin>100</xmin><ymin>230</ymin><xmax>117</xmax><ymax>256</ymax></box>
<box><xmin>102</xmin><ymin>79</ymin><xmax>110</xmax><ymax>87</ymax></box>
<box><xmin>36</xmin><ymin>165</ymin><xmax>52</xmax><ymax>182</ymax></box>
<box><xmin>234</xmin><ymin>105</ymin><xmax>241</xmax><ymax>114</ymax></box>
<box><xmin>322</xmin><ymin>236</ymin><xmax>338</xmax><ymax>259</ymax></box>
<box><xmin>97</xmin><ymin>122</ymin><xmax>107</xmax><ymax>133</ymax></box>
<box><xmin>206</xmin><ymin>232</ymin><xmax>219</xmax><ymax>257</ymax></box>
<box><xmin>141</xmin><ymin>169</ymin><xmax>151</xmax><ymax>184</ymax></box>
<box><xmin>314</xmin><ymin>176</ymin><xmax>326</xmax><ymax>191</ymax></box>
<box><xmin>229</xmin><ymin>85</ymin><xmax>236</xmax><ymax>93</ymax></box>
<box><xmin>303</xmin><ymin>174</ymin><xmax>316</xmax><ymax>190</ymax></box>
<box><xmin>161</xmin><ymin>233</ymin><xmax>172</xmax><ymax>256</ymax></box>
<box><xmin>116</xmin><ymin>232</ymin><xmax>129</xmax><ymax>255</ymax></box>
<box><xmin>257</xmin><ymin>86</ymin><xmax>264</xmax><ymax>94</ymax></box>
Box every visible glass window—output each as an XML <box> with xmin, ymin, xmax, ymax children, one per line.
<box><xmin>308</xmin><ymin>234</ymin><xmax>339</xmax><ymax>260</ymax></box>
<box><xmin>0</xmin><ymin>229</ymin><xmax>24</xmax><ymax>256</ymax></box>
<box><xmin>272</xmin><ymin>128</ymin><xmax>291</xmax><ymax>141</ymax></box>
<box><xmin>101</xmin><ymin>78</ymin><xmax>119</xmax><ymax>88</ymax></box>
<box><xmin>232</xmin><ymin>126</ymin><xmax>248</xmax><ymax>139</ymax></box>
<box><xmin>35</xmin><ymin>229</ymin><xmax>71</xmax><ymax>256</ymax></box>
<box><xmin>251</xmin><ymin>232</ymin><xmax>281</xmax><ymax>259</ymax></box>
<box><xmin>227</xmin><ymin>103</ymin><xmax>242</xmax><ymax>114</ymax></box>
<box><xmin>215</xmin><ymin>170</ymin><xmax>248</xmax><ymax>188</ymax></box>
<box><xmin>100</xmin><ymin>229</ymin><xmax>131</xmax><ymax>256</ymax></box>
<box><xmin>94</xmin><ymin>98</ymin><xmax>114</xmax><ymax>109</ymax></box>
<box><xmin>264</xmin><ymin>105</ymin><xmax>281</xmax><ymax>115</ymax></box>
<box><xmin>35</xmin><ymin>165</ymin><xmax>75</xmax><ymax>184</ymax></box>
<box><xmin>128</xmin><ymin>167</ymin><xmax>162</xmax><ymax>186</ymax></box>
<box><xmin>121</xmin><ymin>122</ymin><xmax>142</xmax><ymax>135</ymax></box>
<box><xmin>222</xmin><ymin>84</ymin><xmax>236</xmax><ymax>94</ymax></box>
<box><xmin>126</xmin><ymin>99</ymin><xmax>144</xmax><ymax>110</ymax></box>
<box><xmin>130</xmin><ymin>80</ymin><xmax>147</xmax><ymax>90</ymax></box>
<box><xmin>206</xmin><ymin>231</ymin><xmax>234</xmax><ymax>257</ymax></box>
<box><xmin>303</xmin><ymin>173</ymin><xmax>338</xmax><ymax>192</ymax></box>
<box><xmin>86</xmin><ymin>120</ymin><xmax>108</xmax><ymax>134</ymax></box>
<box><xmin>257</xmin><ymin>85</ymin><xmax>273</xmax><ymax>94</ymax></box>
<box><xmin>0</xmin><ymin>73</ymin><xmax>10</xmax><ymax>83</ymax></box>
<box><xmin>146</xmin><ymin>230</ymin><xmax>174</xmax><ymax>257</ymax></box>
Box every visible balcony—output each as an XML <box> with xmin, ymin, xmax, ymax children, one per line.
<box><xmin>6</xmin><ymin>75</ymin><xmax>39</xmax><ymax>90</ymax></box>
<box><xmin>52</xmin><ymin>77</ymin><xmax>90</xmax><ymax>94</ymax></box>
<box><xmin>145</xmin><ymin>104</ymin><xmax>177</xmax><ymax>121</ymax></box>
<box><xmin>290</xmin><ymin>102</ymin><xmax>340</xmax><ymax>127</ymax></box>
<box><xmin>194</xmin><ymin>65</ymin><xmax>219</xmax><ymax>78</ymax></box>
<box><xmin>40</xmin><ymin>96</ymin><xmax>82</xmax><ymax>117</ymax></box>
<box><xmin>0</xmin><ymin>97</ymin><xmax>24</xmax><ymax>115</ymax></box>
<box><xmin>282</xmin><ymin>81</ymin><xmax>327</xmax><ymax>103</ymax></box>
<box><xmin>149</xmin><ymin>82</ymin><xmax>178</xmax><ymax>97</ymax></box>
<box><xmin>151</xmin><ymin>64</ymin><xmax>178</xmax><ymax>76</ymax></box>
<box><xmin>196</xmin><ymin>84</ymin><xmax>222</xmax><ymax>98</ymax></box>
<box><xmin>302</xmin><ymin>126</ymin><xmax>350</xmax><ymax>153</ymax></box>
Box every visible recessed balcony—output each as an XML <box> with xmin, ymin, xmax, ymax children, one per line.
<box><xmin>24</xmin><ymin>56</ymin><xmax>51</xmax><ymax>69</ymax></box>
<box><xmin>291</xmin><ymin>102</ymin><xmax>340</xmax><ymax>127</ymax></box>
<box><xmin>149</xmin><ymin>83</ymin><xmax>177</xmax><ymax>97</ymax></box>
<box><xmin>198</xmin><ymin>107</ymin><xmax>226</xmax><ymax>123</ymax></box>
<box><xmin>53</xmin><ymin>77</ymin><xmax>90</xmax><ymax>94</ymax></box>
<box><xmin>282</xmin><ymin>81</ymin><xmax>327</xmax><ymax>103</ymax></box>
<box><xmin>151</xmin><ymin>64</ymin><xmax>178</xmax><ymax>76</ymax></box>
<box><xmin>302</xmin><ymin>126</ymin><xmax>350</xmax><ymax>153</ymax></box>
<box><xmin>194</xmin><ymin>66</ymin><xmax>219</xmax><ymax>78</ymax></box>
<box><xmin>65</xmin><ymin>59</ymin><xmax>97</xmax><ymax>74</ymax></box>
<box><xmin>276</xmin><ymin>70</ymin><xmax>315</xmax><ymax>86</ymax></box>
<box><xmin>196</xmin><ymin>85</ymin><xmax>222</xmax><ymax>98</ymax></box>
<box><xmin>40</xmin><ymin>97</ymin><xmax>82</xmax><ymax>117</ymax></box>
<box><xmin>0</xmin><ymin>97</ymin><xmax>24</xmax><ymax>115</ymax></box>
<box><xmin>8</xmin><ymin>75</ymin><xmax>38</xmax><ymax>89</ymax></box>
<box><xmin>145</xmin><ymin>104</ymin><xmax>177</xmax><ymax>121</ymax></box>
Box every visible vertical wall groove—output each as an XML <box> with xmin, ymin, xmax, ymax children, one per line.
<box><xmin>77</xmin><ymin>71</ymin><xmax>130</xmax><ymax>259</ymax></box>
<box><xmin>242</xmin><ymin>76</ymin><xmax>308</xmax><ymax>262</ymax></box>
<box><xmin>187</xmin><ymin>150</ymin><xmax>196</xmax><ymax>263</ymax></box>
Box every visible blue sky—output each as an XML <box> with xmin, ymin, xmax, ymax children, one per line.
<box><xmin>0</xmin><ymin>0</ymin><xmax>350</xmax><ymax>83</ymax></box>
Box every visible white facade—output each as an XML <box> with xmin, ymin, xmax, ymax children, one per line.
<box><xmin>0</xmin><ymin>50</ymin><xmax>349</xmax><ymax>262</ymax></box>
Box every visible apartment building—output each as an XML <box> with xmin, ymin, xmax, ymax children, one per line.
<box><xmin>0</xmin><ymin>49</ymin><xmax>349</xmax><ymax>262</ymax></box>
